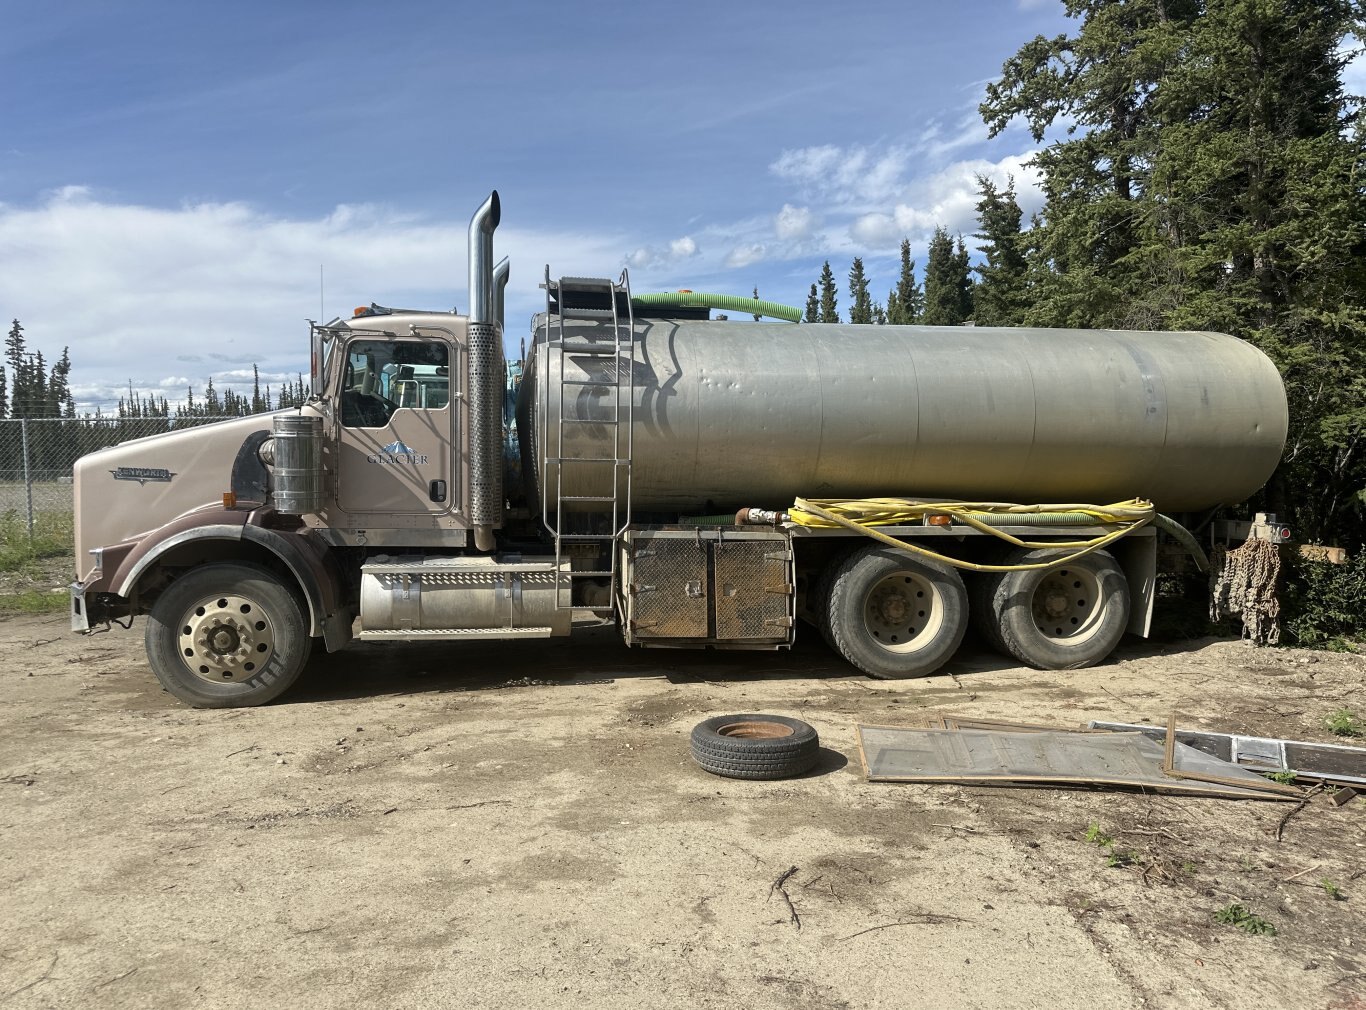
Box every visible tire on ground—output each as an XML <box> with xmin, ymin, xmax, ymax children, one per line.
<box><xmin>144</xmin><ymin>562</ymin><xmax>312</xmax><ymax>708</ymax></box>
<box><xmin>825</xmin><ymin>545</ymin><xmax>968</xmax><ymax>679</ymax></box>
<box><xmin>980</xmin><ymin>547</ymin><xmax>1130</xmax><ymax>670</ymax></box>
<box><xmin>690</xmin><ymin>714</ymin><xmax>820</xmax><ymax>780</ymax></box>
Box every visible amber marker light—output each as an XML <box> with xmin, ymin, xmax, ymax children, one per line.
<box><xmin>222</xmin><ymin>492</ymin><xmax>237</xmax><ymax>509</ymax></box>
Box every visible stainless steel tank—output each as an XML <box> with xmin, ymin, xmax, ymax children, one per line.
<box><xmin>521</xmin><ymin>319</ymin><xmax>1288</xmax><ymax>514</ymax></box>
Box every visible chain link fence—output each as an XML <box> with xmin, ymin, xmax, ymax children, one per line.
<box><xmin>0</xmin><ymin>417</ymin><xmax>240</xmax><ymax>542</ymax></box>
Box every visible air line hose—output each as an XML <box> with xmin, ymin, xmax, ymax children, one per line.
<box><xmin>632</xmin><ymin>292</ymin><xmax>803</xmax><ymax>323</ymax></box>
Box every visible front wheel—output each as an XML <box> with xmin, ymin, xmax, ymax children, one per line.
<box><xmin>824</xmin><ymin>546</ymin><xmax>968</xmax><ymax>679</ymax></box>
<box><xmin>144</xmin><ymin>562</ymin><xmax>311</xmax><ymax>707</ymax></box>
<box><xmin>978</xmin><ymin>547</ymin><xmax>1130</xmax><ymax>670</ymax></box>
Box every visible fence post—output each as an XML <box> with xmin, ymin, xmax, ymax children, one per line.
<box><xmin>21</xmin><ymin>418</ymin><xmax>34</xmax><ymax>540</ymax></box>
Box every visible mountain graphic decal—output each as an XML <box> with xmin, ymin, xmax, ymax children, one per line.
<box><xmin>381</xmin><ymin>439</ymin><xmax>414</xmax><ymax>456</ymax></box>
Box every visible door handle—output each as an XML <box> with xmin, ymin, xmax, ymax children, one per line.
<box><xmin>429</xmin><ymin>479</ymin><xmax>447</xmax><ymax>503</ymax></box>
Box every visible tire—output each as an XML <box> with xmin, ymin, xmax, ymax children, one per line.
<box><xmin>810</xmin><ymin>552</ymin><xmax>847</xmax><ymax>651</ymax></box>
<box><xmin>690</xmin><ymin>714</ymin><xmax>820</xmax><ymax>780</ymax></box>
<box><xmin>980</xmin><ymin>547</ymin><xmax>1130</xmax><ymax>670</ymax></box>
<box><xmin>968</xmin><ymin>568</ymin><xmax>1008</xmax><ymax>655</ymax></box>
<box><xmin>145</xmin><ymin>562</ymin><xmax>312</xmax><ymax>708</ymax></box>
<box><xmin>825</xmin><ymin>545</ymin><xmax>968</xmax><ymax>679</ymax></box>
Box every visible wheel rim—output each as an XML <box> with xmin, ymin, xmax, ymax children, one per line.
<box><xmin>862</xmin><ymin>571</ymin><xmax>945</xmax><ymax>654</ymax></box>
<box><xmin>717</xmin><ymin>721</ymin><xmax>795</xmax><ymax>740</ymax></box>
<box><xmin>177</xmin><ymin>592</ymin><xmax>276</xmax><ymax>684</ymax></box>
<box><xmin>1032</xmin><ymin>565</ymin><xmax>1106</xmax><ymax>646</ymax></box>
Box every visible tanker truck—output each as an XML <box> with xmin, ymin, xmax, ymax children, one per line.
<box><xmin>67</xmin><ymin>191</ymin><xmax>1289</xmax><ymax>707</ymax></box>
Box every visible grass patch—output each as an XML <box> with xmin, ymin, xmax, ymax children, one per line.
<box><xmin>0</xmin><ymin>589</ymin><xmax>69</xmax><ymax>614</ymax></box>
<box><xmin>1214</xmin><ymin>904</ymin><xmax>1276</xmax><ymax>936</ymax></box>
<box><xmin>0</xmin><ymin>508</ymin><xmax>74</xmax><ymax>573</ymax></box>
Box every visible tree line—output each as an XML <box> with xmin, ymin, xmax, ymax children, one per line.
<box><xmin>0</xmin><ymin>318</ymin><xmax>309</xmax><ymax>422</ymax></box>
<box><xmin>788</xmin><ymin>0</ymin><xmax>1364</xmax><ymax>545</ymax></box>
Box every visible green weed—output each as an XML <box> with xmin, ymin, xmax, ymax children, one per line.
<box><xmin>1084</xmin><ymin>822</ymin><xmax>1114</xmax><ymax>848</ymax></box>
<box><xmin>1320</xmin><ymin>879</ymin><xmax>1344</xmax><ymax>901</ymax></box>
<box><xmin>1326</xmin><ymin>709</ymin><xmax>1365</xmax><ymax>738</ymax></box>
<box><xmin>1214</xmin><ymin>904</ymin><xmax>1276</xmax><ymax>936</ymax></box>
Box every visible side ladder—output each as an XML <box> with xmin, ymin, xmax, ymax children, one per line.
<box><xmin>540</xmin><ymin>270</ymin><xmax>635</xmax><ymax>610</ymax></box>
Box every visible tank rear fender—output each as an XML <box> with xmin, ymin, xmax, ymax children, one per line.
<box><xmin>111</xmin><ymin>518</ymin><xmax>352</xmax><ymax>652</ymax></box>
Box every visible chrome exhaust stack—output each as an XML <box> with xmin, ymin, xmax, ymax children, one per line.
<box><xmin>492</xmin><ymin>256</ymin><xmax>510</xmax><ymax>332</ymax></box>
<box><xmin>467</xmin><ymin>191</ymin><xmax>503</xmax><ymax>552</ymax></box>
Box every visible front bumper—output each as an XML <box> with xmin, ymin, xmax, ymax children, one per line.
<box><xmin>70</xmin><ymin>581</ymin><xmax>90</xmax><ymax>632</ymax></box>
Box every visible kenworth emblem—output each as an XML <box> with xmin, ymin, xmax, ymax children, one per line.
<box><xmin>367</xmin><ymin>439</ymin><xmax>429</xmax><ymax>465</ymax></box>
<box><xmin>110</xmin><ymin>466</ymin><xmax>175</xmax><ymax>484</ymax></box>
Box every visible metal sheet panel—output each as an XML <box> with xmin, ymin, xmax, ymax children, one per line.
<box><xmin>714</xmin><ymin>537</ymin><xmax>792</xmax><ymax>640</ymax></box>
<box><xmin>857</xmin><ymin>726</ymin><xmax>1292</xmax><ymax>799</ymax></box>
<box><xmin>625</xmin><ymin>533</ymin><xmax>708</xmax><ymax>640</ymax></box>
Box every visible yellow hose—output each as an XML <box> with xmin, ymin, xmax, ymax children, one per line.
<box><xmin>789</xmin><ymin>497</ymin><xmax>1155</xmax><ymax>573</ymax></box>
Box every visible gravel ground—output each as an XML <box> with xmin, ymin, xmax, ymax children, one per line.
<box><xmin>1</xmin><ymin>612</ymin><xmax>1364</xmax><ymax>1009</ymax></box>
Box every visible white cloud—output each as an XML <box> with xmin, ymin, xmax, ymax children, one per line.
<box><xmin>669</xmin><ymin>236</ymin><xmax>697</xmax><ymax>258</ymax></box>
<box><xmin>627</xmin><ymin>235</ymin><xmax>699</xmax><ymax>269</ymax></box>
<box><xmin>774</xmin><ymin>204</ymin><xmax>815</xmax><ymax>241</ymax></box>
<box><xmin>770</xmin><ymin>144</ymin><xmax>912</xmax><ymax>207</ymax></box>
<box><xmin>725</xmin><ymin>243</ymin><xmax>766</xmax><ymax>269</ymax></box>
<box><xmin>0</xmin><ymin>190</ymin><xmax>626</xmax><ymax>411</ymax></box>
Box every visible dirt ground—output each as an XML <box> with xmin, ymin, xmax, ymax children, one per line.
<box><xmin>1</xmin><ymin>612</ymin><xmax>1363</xmax><ymax>1010</ymax></box>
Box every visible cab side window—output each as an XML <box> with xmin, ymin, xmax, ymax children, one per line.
<box><xmin>341</xmin><ymin>340</ymin><xmax>450</xmax><ymax>428</ymax></box>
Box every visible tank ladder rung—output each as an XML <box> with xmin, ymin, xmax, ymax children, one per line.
<box><xmin>541</xmin><ymin>268</ymin><xmax>635</xmax><ymax>611</ymax></box>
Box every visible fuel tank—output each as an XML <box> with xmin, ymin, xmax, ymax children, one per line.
<box><xmin>519</xmin><ymin>318</ymin><xmax>1288</xmax><ymax>514</ymax></box>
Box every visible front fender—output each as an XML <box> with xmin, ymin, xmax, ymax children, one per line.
<box><xmin>110</xmin><ymin>509</ymin><xmax>352</xmax><ymax>651</ymax></box>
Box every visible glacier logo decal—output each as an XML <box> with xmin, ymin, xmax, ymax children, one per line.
<box><xmin>367</xmin><ymin>439</ymin><xmax>429</xmax><ymax>465</ymax></box>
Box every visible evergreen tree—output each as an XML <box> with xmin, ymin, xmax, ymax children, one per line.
<box><xmin>0</xmin><ymin>361</ymin><xmax>7</xmax><ymax>419</ymax></box>
<box><xmin>251</xmin><ymin>364</ymin><xmax>265</xmax><ymax>414</ymax></box>
<box><xmin>889</xmin><ymin>239</ymin><xmax>923</xmax><ymax>324</ymax></box>
<box><xmin>848</xmin><ymin>258</ymin><xmax>873</xmax><ymax>324</ymax></box>
<box><xmin>48</xmin><ymin>347</ymin><xmax>72</xmax><ymax>419</ymax></box>
<box><xmin>30</xmin><ymin>351</ymin><xmax>48</xmax><ymax>417</ymax></box>
<box><xmin>804</xmin><ymin>283</ymin><xmax>819</xmax><ymax>324</ymax></box>
<box><xmin>5</xmin><ymin>321</ymin><xmax>27</xmax><ymax>417</ymax></box>
<box><xmin>818</xmin><ymin>261</ymin><xmax>839</xmax><ymax>323</ymax></box>
<box><xmin>973</xmin><ymin>176</ymin><xmax>1029</xmax><ymax>326</ymax></box>
<box><xmin>922</xmin><ymin>228</ymin><xmax>974</xmax><ymax>326</ymax></box>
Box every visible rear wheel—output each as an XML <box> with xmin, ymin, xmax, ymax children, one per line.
<box><xmin>825</xmin><ymin>545</ymin><xmax>967</xmax><ymax>679</ymax></box>
<box><xmin>145</xmin><ymin>562</ymin><xmax>311</xmax><ymax>707</ymax></box>
<box><xmin>978</xmin><ymin>547</ymin><xmax>1129</xmax><ymax>669</ymax></box>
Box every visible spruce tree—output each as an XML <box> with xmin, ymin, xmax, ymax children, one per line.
<box><xmin>818</xmin><ymin>261</ymin><xmax>839</xmax><ymax>323</ymax></box>
<box><xmin>804</xmin><ymin>283</ymin><xmax>819</xmax><ymax>324</ymax></box>
<box><xmin>890</xmin><ymin>239</ymin><xmax>922</xmax><ymax>324</ymax></box>
<box><xmin>973</xmin><ymin>176</ymin><xmax>1028</xmax><ymax>326</ymax></box>
<box><xmin>5</xmin><ymin>321</ymin><xmax>26</xmax><ymax>417</ymax></box>
<box><xmin>0</xmin><ymin>362</ymin><xmax>7</xmax><ymax>419</ymax></box>
<box><xmin>922</xmin><ymin>228</ymin><xmax>973</xmax><ymax>326</ymax></box>
<box><xmin>848</xmin><ymin>258</ymin><xmax>873</xmax><ymax>324</ymax></box>
<box><xmin>48</xmin><ymin>347</ymin><xmax>72</xmax><ymax>419</ymax></box>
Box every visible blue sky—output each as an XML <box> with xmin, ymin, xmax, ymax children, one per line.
<box><xmin>0</xmin><ymin>1</ymin><xmax>1155</xmax><ymax>408</ymax></box>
